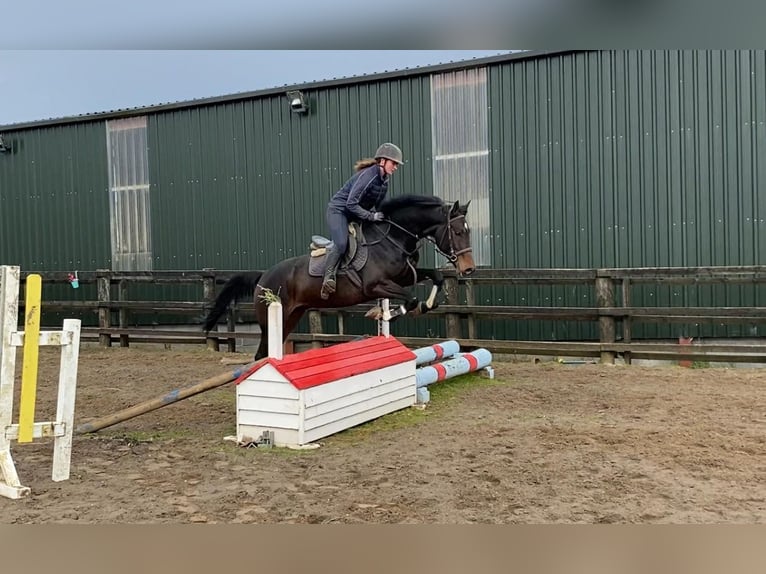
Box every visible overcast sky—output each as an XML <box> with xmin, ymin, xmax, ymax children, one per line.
<box><xmin>0</xmin><ymin>51</ymin><xmax>513</xmax><ymax>126</ymax></box>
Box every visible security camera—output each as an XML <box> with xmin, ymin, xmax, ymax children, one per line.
<box><xmin>286</xmin><ymin>90</ymin><xmax>308</xmax><ymax>114</ymax></box>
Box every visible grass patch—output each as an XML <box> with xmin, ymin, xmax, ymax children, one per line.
<box><xmin>691</xmin><ymin>361</ymin><xmax>711</xmax><ymax>369</ymax></box>
<box><xmin>426</xmin><ymin>371</ymin><xmax>504</xmax><ymax>404</ymax></box>
<box><xmin>323</xmin><ymin>371</ymin><xmax>505</xmax><ymax>446</ymax></box>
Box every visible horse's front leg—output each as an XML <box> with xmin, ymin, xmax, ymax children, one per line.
<box><xmin>364</xmin><ymin>280</ymin><xmax>418</xmax><ymax>322</ymax></box>
<box><xmin>412</xmin><ymin>268</ymin><xmax>444</xmax><ymax>314</ymax></box>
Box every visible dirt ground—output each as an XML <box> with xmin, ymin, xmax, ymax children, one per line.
<box><xmin>2</xmin><ymin>344</ymin><xmax>764</xmax><ymax>524</ymax></box>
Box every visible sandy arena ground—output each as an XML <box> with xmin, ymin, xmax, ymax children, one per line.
<box><xmin>2</xmin><ymin>345</ymin><xmax>764</xmax><ymax>523</ymax></box>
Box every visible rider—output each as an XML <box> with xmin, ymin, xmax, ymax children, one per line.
<box><xmin>320</xmin><ymin>142</ymin><xmax>404</xmax><ymax>299</ymax></box>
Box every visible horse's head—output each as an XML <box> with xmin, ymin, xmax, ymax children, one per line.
<box><xmin>379</xmin><ymin>195</ymin><xmax>476</xmax><ymax>275</ymax></box>
<box><xmin>434</xmin><ymin>200</ymin><xmax>476</xmax><ymax>276</ymax></box>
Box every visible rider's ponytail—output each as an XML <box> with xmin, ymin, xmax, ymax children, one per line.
<box><xmin>354</xmin><ymin>158</ymin><xmax>377</xmax><ymax>171</ymax></box>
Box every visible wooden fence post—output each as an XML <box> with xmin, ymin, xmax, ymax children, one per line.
<box><xmin>465</xmin><ymin>279</ymin><xmax>476</xmax><ymax>340</ymax></box>
<box><xmin>596</xmin><ymin>272</ymin><xmax>615</xmax><ymax>364</ymax></box>
<box><xmin>202</xmin><ymin>268</ymin><xmax>219</xmax><ymax>351</ymax></box>
<box><xmin>118</xmin><ymin>279</ymin><xmax>129</xmax><ymax>348</ymax></box>
<box><xmin>444</xmin><ymin>276</ymin><xmax>461</xmax><ymax>340</ymax></box>
<box><xmin>308</xmin><ymin>310</ymin><xmax>323</xmax><ymax>350</ymax></box>
<box><xmin>621</xmin><ymin>278</ymin><xmax>632</xmax><ymax>365</ymax></box>
<box><xmin>96</xmin><ymin>269</ymin><xmax>112</xmax><ymax>348</ymax></box>
<box><xmin>338</xmin><ymin>310</ymin><xmax>346</xmax><ymax>336</ymax></box>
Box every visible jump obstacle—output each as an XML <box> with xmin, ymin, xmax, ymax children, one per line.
<box><xmin>76</xmin><ymin>298</ymin><xmax>492</xmax><ymax>447</ymax></box>
<box><xmin>235</xmin><ymin>299</ymin><xmax>492</xmax><ymax>448</ymax></box>
<box><xmin>0</xmin><ymin>265</ymin><xmax>82</xmax><ymax>499</ymax></box>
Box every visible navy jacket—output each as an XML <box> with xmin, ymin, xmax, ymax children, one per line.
<box><xmin>327</xmin><ymin>164</ymin><xmax>389</xmax><ymax>221</ymax></box>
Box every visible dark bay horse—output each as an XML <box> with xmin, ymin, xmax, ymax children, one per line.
<box><xmin>203</xmin><ymin>194</ymin><xmax>476</xmax><ymax>359</ymax></box>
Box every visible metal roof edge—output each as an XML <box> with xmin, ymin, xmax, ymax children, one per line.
<box><xmin>0</xmin><ymin>50</ymin><xmax>585</xmax><ymax>132</ymax></box>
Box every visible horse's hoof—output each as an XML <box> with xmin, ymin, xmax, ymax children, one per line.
<box><xmin>365</xmin><ymin>306</ymin><xmax>382</xmax><ymax>320</ymax></box>
<box><xmin>417</xmin><ymin>301</ymin><xmax>432</xmax><ymax>314</ymax></box>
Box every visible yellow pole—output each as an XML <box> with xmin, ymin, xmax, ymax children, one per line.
<box><xmin>18</xmin><ymin>274</ymin><xmax>42</xmax><ymax>443</ymax></box>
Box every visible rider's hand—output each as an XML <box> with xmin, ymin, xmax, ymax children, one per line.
<box><xmin>371</xmin><ymin>212</ymin><xmax>385</xmax><ymax>222</ymax></box>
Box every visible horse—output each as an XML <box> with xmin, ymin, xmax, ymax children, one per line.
<box><xmin>202</xmin><ymin>194</ymin><xmax>476</xmax><ymax>360</ymax></box>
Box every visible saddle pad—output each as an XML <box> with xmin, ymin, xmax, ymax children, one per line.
<box><xmin>307</xmin><ymin>248</ymin><xmax>368</xmax><ymax>280</ymax></box>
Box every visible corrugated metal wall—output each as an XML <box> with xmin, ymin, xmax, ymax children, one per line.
<box><xmin>487</xmin><ymin>50</ymin><xmax>766</xmax><ymax>340</ymax></box>
<box><xmin>491</xmin><ymin>50</ymin><xmax>766</xmax><ymax>269</ymax></box>
<box><xmin>0</xmin><ymin>122</ymin><xmax>111</xmax><ymax>272</ymax></box>
<box><xmin>146</xmin><ymin>76</ymin><xmax>433</xmax><ymax>272</ymax></box>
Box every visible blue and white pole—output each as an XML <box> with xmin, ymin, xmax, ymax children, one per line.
<box><xmin>415</xmin><ymin>348</ymin><xmax>493</xmax><ymax>389</ymax></box>
<box><xmin>413</xmin><ymin>340</ymin><xmax>460</xmax><ymax>366</ymax></box>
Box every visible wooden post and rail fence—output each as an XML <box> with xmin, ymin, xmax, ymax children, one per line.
<box><xmin>10</xmin><ymin>266</ymin><xmax>766</xmax><ymax>364</ymax></box>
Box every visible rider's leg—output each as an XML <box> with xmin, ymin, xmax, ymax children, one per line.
<box><xmin>321</xmin><ymin>210</ymin><xmax>348</xmax><ymax>299</ymax></box>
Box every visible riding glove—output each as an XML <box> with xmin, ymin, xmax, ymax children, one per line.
<box><xmin>371</xmin><ymin>212</ymin><xmax>385</xmax><ymax>221</ymax></box>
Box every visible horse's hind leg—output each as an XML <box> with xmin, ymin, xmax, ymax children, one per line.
<box><xmin>254</xmin><ymin>324</ymin><xmax>269</xmax><ymax>361</ymax></box>
<box><xmin>253</xmin><ymin>297</ymin><xmax>270</xmax><ymax>361</ymax></box>
<box><xmin>282</xmin><ymin>307</ymin><xmax>307</xmax><ymax>348</ymax></box>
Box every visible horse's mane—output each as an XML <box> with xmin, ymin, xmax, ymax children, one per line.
<box><xmin>379</xmin><ymin>194</ymin><xmax>444</xmax><ymax>215</ymax></box>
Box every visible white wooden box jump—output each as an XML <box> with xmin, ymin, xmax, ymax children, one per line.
<box><xmin>236</xmin><ymin>336</ymin><xmax>417</xmax><ymax>448</ymax></box>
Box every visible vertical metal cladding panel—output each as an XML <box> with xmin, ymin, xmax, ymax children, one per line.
<box><xmin>106</xmin><ymin>117</ymin><xmax>152</xmax><ymax>271</ymax></box>
<box><xmin>489</xmin><ymin>50</ymin><xmax>766</xmax><ymax>340</ymax></box>
<box><xmin>430</xmin><ymin>67</ymin><xmax>490</xmax><ymax>268</ymax></box>
<box><xmin>0</xmin><ymin>122</ymin><xmax>111</xmax><ymax>272</ymax></box>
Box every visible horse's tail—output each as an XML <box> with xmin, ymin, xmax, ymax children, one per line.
<box><xmin>202</xmin><ymin>271</ymin><xmax>263</xmax><ymax>333</ymax></box>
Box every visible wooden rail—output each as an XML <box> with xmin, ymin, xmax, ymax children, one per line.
<box><xmin>16</xmin><ymin>266</ymin><xmax>766</xmax><ymax>364</ymax></box>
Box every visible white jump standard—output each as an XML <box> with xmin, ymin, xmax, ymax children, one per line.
<box><xmin>0</xmin><ymin>265</ymin><xmax>81</xmax><ymax>499</ymax></box>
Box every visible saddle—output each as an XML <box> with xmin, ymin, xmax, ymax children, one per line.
<box><xmin>307</xmin><ymin>222</ymin><xmax>368</xmax><ymax>288</ymax></box>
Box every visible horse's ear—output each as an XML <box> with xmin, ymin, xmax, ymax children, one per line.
<box><xmin>451</xmin><ymin>200</ymin><xmax>470</xmax><ymax>215</ymax></box>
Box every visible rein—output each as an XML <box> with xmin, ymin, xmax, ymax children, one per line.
<box><xmin>377</xmin><ymin>219</ymin><xmax>422</xmax><ymax>257</ymax></box>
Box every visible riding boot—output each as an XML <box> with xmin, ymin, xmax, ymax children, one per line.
<box><xmin>321</xmin><ymin>247</ymin><xmax>342</xmax><ymax>299</ymax></box>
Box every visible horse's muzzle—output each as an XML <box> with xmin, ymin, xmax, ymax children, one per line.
<box><xmin>456</xmin><ymin>251</ymin><xmax>476</xmax><ymax>276</ymax></box>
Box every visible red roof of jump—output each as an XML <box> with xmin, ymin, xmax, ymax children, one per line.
<box><xmin>235</xmin><ymin>336</ymin><xmax>417</xmax><ymax>390</ymax></box>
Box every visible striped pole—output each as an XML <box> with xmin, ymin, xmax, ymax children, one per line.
<box><xmin>18</xmin><ymin>274</ymin><xmax>42</xmax><ymax>443</ymax></box>
<box><xmin>415</xmin><ymin>349</ymin><xmax>492</xmax><ymax>388</ymax></box>
<box><xmin>413</xmin><ymin>340</ymin><xmax>460</xmax><ymax>366</ymax></box>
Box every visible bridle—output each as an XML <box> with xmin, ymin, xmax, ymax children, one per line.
<box><xmin>375</xmin><ymin>207</ymin><xmax>472</xmax><ymax>265</ymax></box>
<box><xmin>431</xmin><ymin>212</ymin><xmax>472</xmax><ymax>264</ymax></box>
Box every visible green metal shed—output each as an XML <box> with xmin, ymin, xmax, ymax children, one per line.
<box><xmin>2</xmin><ymin>50</ymin><xmax>765</xmax><ymax>339</ymax></box>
